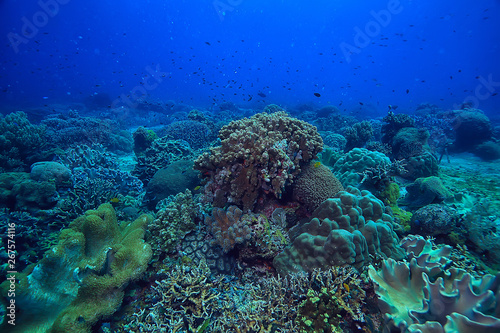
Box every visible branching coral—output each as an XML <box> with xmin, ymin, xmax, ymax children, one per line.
<box><xmin>147</xmin><ymin>189</ymin><xmax>200</xmax><ymax>257</ymax></box>
<box><xmin>194</xmin><ymin>111</ymin><xmax>323</xmax><ymax>210</ymax></box>
<box><xmin>119</xmin><ymin>263</ymin><xmax>372</xmax><ymax>333</ymax></box>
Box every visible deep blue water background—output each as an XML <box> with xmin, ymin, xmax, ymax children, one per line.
<box><xmin>1</xmin><ymin>0</ymin><xmax>499</xmax><ymax>118</ymax></box>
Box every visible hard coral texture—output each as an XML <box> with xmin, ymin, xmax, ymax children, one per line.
<box><xmin>205</xmin><ymin>205</ymin><xmax>252</xmax><ymax>253</ymax></box>
<box><xmin>293</xmin><ymin>161</ymin><xmax>344</xmax><ymax>212</ymax></box>
<box><xmin>274</xmin><ymin>187</ymin><xmax>405</xmax><ymax>275</ymax></box>
<box><xmin>195</xmin><ymin>111</ymin><xmax>323</xmax><ymax>210</ymax></box>
<box><xmin>0</xmin><ymin>111</ymin><xmax>47</xmax><ymax>172</ymax></box>
<box><xmin>332</xmin><ymin>148</ymin><xmax>391</xmax><ymax>187</ymax></box>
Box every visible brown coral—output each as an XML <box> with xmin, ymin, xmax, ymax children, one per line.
<box><xmin>205</xmin><ymin>206</ymin><xmax>252</xmax><ymax>252</ymax></box>
<box><xmin>293</xmin><ymin>161</ymin><xmax>344</xmax><ymax>211</ymax></box>
<box><xmin>194</xmin><ymin>111</ymin><xmax>323</xmax><ymax>210</ymax></box>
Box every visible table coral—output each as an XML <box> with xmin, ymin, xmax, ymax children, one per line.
<box><xmin>194</xmin><ymin>111</ymin><xmax>323</xmax><ymax>210</ymax></box>
<box><xmin>274</xmin><ymin>187</ymin><xmax>405</xmax><ymax>275</ymax></box>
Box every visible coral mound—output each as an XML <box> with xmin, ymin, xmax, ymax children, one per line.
<box><xmin>194</xmin><ymin>111</ymin><xmax>323</xmax><ymax>210</ymax></box>
<box><xmin>292</xmin><ymin>161</ymin><xmax>344</xmax><ymax>212</ymax></box>
<box><xmin>274</xmin><ymin>186</ymin><xmax>405</xmax><ymax>275</ymax></box>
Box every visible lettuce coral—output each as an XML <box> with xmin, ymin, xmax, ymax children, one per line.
<box><xmin>369</xmin><ymin>235</ymin><xmax>500</xmax><ymax>332</ymax></box>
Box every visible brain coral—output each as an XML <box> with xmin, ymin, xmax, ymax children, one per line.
<box><xmin>273</xmin><ymin>186</ymin><xmax>405</xmax><ymax>275</ymax></box>
<box><xmin>292</xmin><ymin>161</ymin><xmax>344</xmax><ymax>212</ymax></box>
<box><xmin>194</xmin><ymin>111</ymin><xmax>323</xmax><ymax>210</ymax></box>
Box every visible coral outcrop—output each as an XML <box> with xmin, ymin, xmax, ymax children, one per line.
<box><xmin>292</xmin><ymin>161</ymin><xmax>344</xmax><ymax>212</ymax></box>
<box><xmin>274</xmin><ymin>187</ymin><xmax>405</xmax><ymax>275</ymax></box>
<box><xmin>194</xmin><ymin>111</ymin><xmax>323</xmax><ymax>210</ymax></box>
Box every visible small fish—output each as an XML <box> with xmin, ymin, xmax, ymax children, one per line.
<box><xmin>205</xmin><ymin>42</ymin><xmax>211</xmax><ymax>46</ymax></box>
<box><xmin>359</xmin><ymin>102</ymin><xmax>364</xmax><ymax>105</ymax></box>
<box><xmin>388</xmin><ymin>105</ymin><xmax>399</xmax><ymax>111</ymax></box>
<box><xmin>313</xmin><ymin>161</ymin><xmax>321</xmax><ymax>168</ymax></box>
<box><xmin>194</xmin><ymin>185</ymin><xmax>201</xmax><ymax>191</ymax></box>
<box><xmin>343</xmin><ymin>283</ymin><xmax>350</xmax><ymax>293</ymax></box>
<box><xmin>314</xmin><ymin>92</ymin><xmax>321</xmax><ymax>97</ymax></box>
<box><xmin>110</xmin><ymin>197</ymin><xmax>120</xmax><ymax>204</ymax></box>
<box><xmin>406</xmin><ymin>89</ymin><xmax>410</xmax><ymax>94</ymax></box>
<box><xmin>257</xmin><ymin>92</ymin><xmax>266</xmax><ymax>98</ymax></box>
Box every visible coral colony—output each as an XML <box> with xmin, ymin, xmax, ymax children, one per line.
<box><xmin>1</xmin><ymin>105</ymin><xmax>499</xmax><ymax>333</ymax></box>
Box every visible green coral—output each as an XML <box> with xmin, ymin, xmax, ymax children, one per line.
<box><xmin>380</xmin><ymin>182</ymin><xmax>400</xmax><ymax>206</ymax></box>
<box><xmin>297</xmin><ymin>287</ymin><xmax>343</xmax><ymax>333</ymax></box>
<box><xmin>0</xmin><ymin>203</ymin><xmax>152</xmax><ymax>333</ymax></box>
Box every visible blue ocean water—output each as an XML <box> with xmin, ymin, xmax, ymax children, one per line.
<box><xmin>1</xmin><ymin>1</ymin><xmax>500</xmax><ymax>332</ymax></box>
<box><xmin>1</xmin><ymin>0</ymin><xmax>499</xmax><ymax>116</ymax></box>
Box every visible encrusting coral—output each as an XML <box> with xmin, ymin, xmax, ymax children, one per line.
<box><xmin>194</xmin><ymin>111</ymin><xmax>323</xmax><ymax>210</ymax></box>
<box><xmin>0</xmin><ymin>204</ymin><xmax>152</xmax><ymax>333</ymax></box>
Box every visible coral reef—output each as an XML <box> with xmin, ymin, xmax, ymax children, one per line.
<box><xmin>369</xmin><ymin>235</ymin><xmax>500</xmax><ymax>332</ymax></box>
<box><xmin>411</xmin><ymin>204</ymin><xmax>459</xmax><ymax>236</ymax></box>
<box><xmin>400</xmin><ymin>176</ymin><xmax>452</xmax><ymax>209</ymax></box>
<box><xmin>292</xmin><ymin>161</ymin><xmax>344</xmax><ymax>212</ymax></box>
<box><xmin>118</xmin><ymin>262</ymin><xmax>373</xmax><ymax>333</ymax></box>
<box><xmin>381</xmin><ymin>111</ymin><xmax>415</xmax><ymax>144</ymax></box>
<box><xmin>0</xmin><ymin>204</ymin><xmax>152</xmax><ymax>333</ymax></box>
<box><xmin>133</xmin><ymin>137</ymin><xmax>193</xmax><ymax>185</ymax></box>
<box><xmin>474</xmin><ymin>140</ymin><xmax>500</xmax><ymax>161</ymax></box>
<box><xmin>144</xmin><ymin>159</ymin><xmax>199</xmax><ymax>209</ymax></box>
<box><xmin>147</xmin><ymin>189</ymin><xmax>200</xmax><ymax>257</ymax></box>
<box><xmin>452</xmin><ymin>108</ymin><xmax>492</xmax><ymax>150</ymax></box>
<box><xmin>344</xmin><ymin>120</ymin><xmax>373</xmax><ymax>151</ymax></box>
<box><xmin>132</xmin><ymin>126</ymin><xmax>157</xmax><ymax>157</ymax></box>
<box><xmin>399</xmin><ymin>151</ymin><xmax>439</xmax><ymax>180</ymax></box>
<box><xmin>274</xmin><ymin>187</ymin><xmax>405</xmax><ymax>274</ymax></box>
<box><xmin>0</xmin><ymin>111</ymin><xmax>47</xmax><ymax>172</ymax></box>
<box><xmin>320</xmin><ymin>131</ymin><xmax>347</xmax><ymax>152</ymax></box>
<box><xmin>163</xmin><ymin>120</ymin><xmax>217</xmax><ymax>149</ymax></box>
<box><xmin>194</xmin><ymin>111</ymin><xmax>323</xmax><ymax>210</ymax></box>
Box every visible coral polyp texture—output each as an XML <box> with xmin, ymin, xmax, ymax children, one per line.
<box><xmin>274</xmin><ymin>186</ymin><xmax>405</xmax><ymax>275</ymax></box>
<box><xmin>369</xmin><ymin>235</ymin><xmax>500</xmax><ymax>333</ymax></box>
<box><xmin>194</xmin><ymin>111</ymin><xmax>323</xmax><ymax>210</ymax></box>
<box><xmin>205</xmin><ymin>205</ymin><xmax>253</xmax><ymax>253</ymax></box>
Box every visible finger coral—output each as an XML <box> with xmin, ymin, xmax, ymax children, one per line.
<box><xmin>194</xmin><ymin>111</ymin><xmax>323</xmax><ymax>210</ymax></box>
